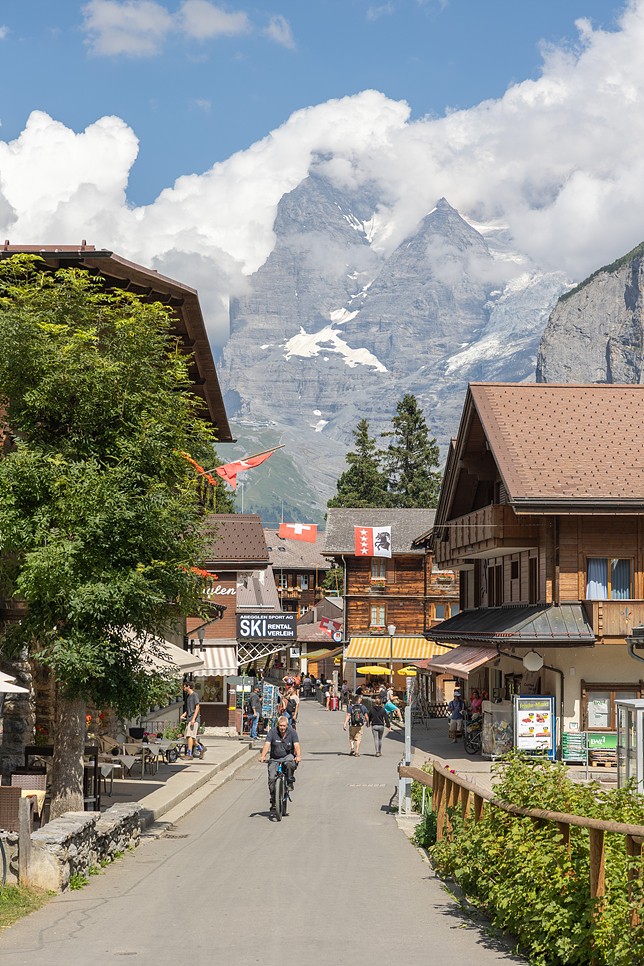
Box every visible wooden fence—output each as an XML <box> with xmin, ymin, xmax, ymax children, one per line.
<box><xmin>400</xmin><ymin>758</ymin><xmax>644</xmax><ymax>923</ymax></box>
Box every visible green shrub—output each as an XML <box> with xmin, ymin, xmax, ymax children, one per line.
<box><xmin>414</xmin><ymin>810</ymin><xmax>438</xmax><ymax>849</ymax></box>
<box><xmin>429</xmin><ymin>753</ymin><xmax>644</xmax><ymax>966</ymax></box>
<box><xmin>69</xmin><ymin>873</ymin><xmax>88</xmax><ymax>891</ymax></box>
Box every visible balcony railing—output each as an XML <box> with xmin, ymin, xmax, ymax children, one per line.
<box><xmin>435</xmin><ymin>504</ymin><xmax>539</xmax><ymax>567</ymax></box>
<box><xmin>582</xmin><ymin>600</ymin><xmax>644</xmax><ymax>639</ymax></box>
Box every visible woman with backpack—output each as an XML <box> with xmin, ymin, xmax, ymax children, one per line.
<box><xmin>343</xmin><ymin>695</ymin><xmax>368</xmax><ymax>756</ymax></box>
<box><xmin>368</xmin><ymin>698</ymin><xmax>391</xmax><ymax>756</ymax></box>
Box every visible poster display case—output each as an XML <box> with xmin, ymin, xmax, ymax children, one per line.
<box><xmin>513</xmin><ymin>695</ymin><xmax>556</xmax><ymax>761</ymax></box>
<box><xmin>616</xmin><ymin>699</ymin><xmax>644</xmax><ymax>793</ymax></box>
<box><xmin>482</xmin><ymin>700</ymin><xmax>513</xmax><ymax>759</ymax></box>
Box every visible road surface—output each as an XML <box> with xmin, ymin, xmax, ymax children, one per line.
<box><xmin>0</xmin><ymin>699</ymin><xmax>525</xmax><ymax>964</ymax></box>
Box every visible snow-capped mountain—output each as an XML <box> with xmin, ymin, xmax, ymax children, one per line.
<box><xmin>218</xmin><ymin>174</ymin><xmax>569</xmax><ymax>514</ymax></box>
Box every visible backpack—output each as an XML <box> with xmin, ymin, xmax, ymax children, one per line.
<box><xmin>286</xmin><ymin>698</ymin><xmax>297</xmax><ymax>716</ymax></box>
<box><xmin>350</xmin><ymin>704</ymin><xmax>365</xmax><ymax>727</ymax></box>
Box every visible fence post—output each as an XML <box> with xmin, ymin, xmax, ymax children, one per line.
<box><xmin>557</xmin><ymin>821</ymin><xmax>571</xmax><ymax>854</ymax></box>
<box><xmin>435</xmin><ymin>771</ymin><xmax>446</xmax><ymax>841</ymax></box>
<box><xmin>626</xmin><ymin>835</ymin><xmax>642</xmax><ymax>927</ymax></box>
<box><xmin>460</xmin><ymin>784</ymin><xmax>470</xmax><ymax>820</ymax></box>
<box><xmin>473</xmin><ymin>793</ymin><xmax>484</xmax><ymax>823</ymax></box>
<box><xmin>589</xmin><ymin>828</ymin><xmax>606</xmax><ymax>901</ymax></box>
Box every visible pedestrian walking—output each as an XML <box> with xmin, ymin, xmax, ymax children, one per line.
<box><xmin>383</xmin><ymin>698</ymin><xmax>403</xmax><ymax>724</ymax></box>
<box><xmin>343</xmin><ymin>694</ymin><xmax>368</xmax><ymax>756</ymax></box>
<box><xmin>180</xmin><ymin>680</ymin><xmax>200</xmax><ymax>758</ymax></box>
<box><xmin>448</xmin><ymin>689</ymin><xmax>466</xmax><ymax>742</ymax></box>
<box><xmin>248</xmin><ymin>685</ymin><xmax>262</xmax><ymax>740</ymax></box>
<box><xmin>368</xmin><ymin>698</ymin><xmax>391</xmax><ymax>756</ymax></box>
<box><xmin>341</xmin><ymin>679</ymin><xmax>350</xmax><ymax>710</ymax></box>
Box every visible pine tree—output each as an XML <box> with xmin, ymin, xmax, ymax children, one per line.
<box><xmin>328</xmin><ymin>419</ymin><xmax>391</xmax><ymax>508</ymax></box>
<box><xmin>384</xmin><ymin>394</ymin><xmax>441</xmax><ymax>508</ymax></box>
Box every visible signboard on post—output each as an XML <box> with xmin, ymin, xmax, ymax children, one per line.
<box><xmin>513</xmin><ymin>695</ymin><xmax>556</xmax><ymax>761</ymax></box>
<box><xmin>237</xmin><ymin>613</ymin><xmax>297</xmax><ymax>640</ymax></box>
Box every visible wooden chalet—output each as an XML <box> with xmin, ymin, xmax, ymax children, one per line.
<box><xmin>263</xmin><ymin>528</ymin><xmax>329</xmax><ymax>616</ymax></box>
<box><xmin>427</xmin><ymin>383</ymin><xmax>644</xmax><ymax>742</ymax></box>
<box><xmin>324</xmin><ymin>509</ymin><xmax>458</xmax><ymax>690</ymax></box>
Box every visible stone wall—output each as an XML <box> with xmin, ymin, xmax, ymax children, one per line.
<box><xmin>21</xmin><ymin>803</ymin><xmax>141</xmax><ymax>892</ymax></box>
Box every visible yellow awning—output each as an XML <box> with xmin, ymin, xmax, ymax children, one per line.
<box><xmin>344</xmin><ymin>637</ymin><xmax>451</xmax><ymax>662</ymax></box>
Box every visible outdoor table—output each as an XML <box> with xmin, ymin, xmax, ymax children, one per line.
<box><xmin>19</xmin><ymin>788</ymin><xmax>46</xmax><ymax>816</ymax></box>
<box><xmin>113</xmin><ymin>754</ymin><xmax>144</xmax><ymax>779</ymax></box>
<box><xmin>99</xmin><ymin>763</ymin><xmax>118</xmax><ymax>795</ymax></box>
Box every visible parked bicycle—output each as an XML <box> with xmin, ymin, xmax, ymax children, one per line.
<box><xmin>463</xmin><ymin>710</ymin><xmax>483</xmax><ymax>755</ymax></box>
<box><xmin>170</xmin><ymin>735</ymin><xmax>206</xmax><ymax>761</ymax></box>
<box><xmin>0</xmin><ymin>836</ymin><xmax>6</xmax><ymax>886</ymax></box>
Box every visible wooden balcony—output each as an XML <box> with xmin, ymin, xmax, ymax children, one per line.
<box><xmin>435</xmin><ymin>504</ymin><xmax>539</xmax><ymax>568</ymax></box>
<box><xmin>582</xmin><ymin>600</ymin><xmax>644</xmax><ymax>639</ymax></box>
<box><xmin>279</xmin><ymin>587</ymin><xmax>302</xmax><ymax>599</ymax></box>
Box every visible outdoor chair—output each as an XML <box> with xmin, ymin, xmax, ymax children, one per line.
<box><xmin>11</xmin><ymin>771</ymin><xmax>48</xmax><ymax>827</ymax></box>
<box><xmin>0</xmin><ymin>785</ymin><xmax>34</xmax><ymax>833</ymax></box>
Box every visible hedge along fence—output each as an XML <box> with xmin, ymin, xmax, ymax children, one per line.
<box><xmin>400</xmin><ymin>756</ymin><xmax>644</xmax><ymax>966</ymax></box>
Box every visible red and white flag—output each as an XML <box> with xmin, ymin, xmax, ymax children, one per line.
<box><xmin>354</xmin><ymin>525</ymin><xmax>392</xmax><ymax>558</ymax></box>
<box><xmin>320</xmin><ymin>617</ymin><xmax>342</xmax><ymax>637</ymax></box>
<box><xmin>279</xmin><ymin>523</ymin><xmax>318</xmax><ymax>543</ymax></box>
<box><xmin>214</xmin><ymin>448</ymin><xmax>278</xmax><ymax>490</ymax></box>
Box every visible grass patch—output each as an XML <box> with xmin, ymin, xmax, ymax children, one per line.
<box><xmin>0</xmin><ymin>886</ymin><xmax>50</xmax><ymax>931</ymax></box>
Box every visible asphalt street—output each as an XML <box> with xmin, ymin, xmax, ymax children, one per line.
<box><xmin>0</xmin><ymin>699</ymin><xmax>526</xmax><ymax>965</ymax></box>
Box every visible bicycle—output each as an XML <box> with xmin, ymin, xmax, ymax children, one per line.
<box><xmin>0</xmin><ymin>836</ymin><xmax>5</xmax><ymax>886</ymax></box>
<box><xmin>172</xmin><ymin>735</ymin><xmax>206</xmax><ymax>761</ymax></box>
<box><xmin>463</xmin><ymin>710</ymin><xmax>483</xmax><ymax>755</ymax></box>
<box><xmin>270</xmin><ymin>760</ymin><xmax>293</xmax><ymax>822</ymax></box>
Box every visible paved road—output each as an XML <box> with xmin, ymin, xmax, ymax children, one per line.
<box><xmin>0</xmin><ymin>701</ymin><xmax>525</xmax><ymax>965</ymax></box>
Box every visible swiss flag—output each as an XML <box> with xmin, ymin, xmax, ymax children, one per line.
<box><xmin>279</xmin><ymin>523</ymin><xmax>318</xmax><ymax>543</ymax></box>
<box><xmin>354</xmin><ymin>525</ymin><xmax>392</xmax><ymax>558</ymax></box>
<box><xmin>214</xmin><ymin>449</ymin><xmax>275</xmax><ymax>489</ymax></box>
<box><xmin>320</xmin><ymin>616</ymin><xmax>342</xmax><ymax>636</ymax></box>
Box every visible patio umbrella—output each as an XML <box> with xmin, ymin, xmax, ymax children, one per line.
<box><xmin>397</xmin><ymin>666</ymin><xmax>418</xmax><ymax>677</ymax></box>
<box><xmin>0</xmin><ymin>680</ymin><xmax>28</xmax><ymax>693</ymax></box>
<box><xmin>356</xmin><ymin>666</ymin><xmax>389</xmax><ymax>675</ymax></box>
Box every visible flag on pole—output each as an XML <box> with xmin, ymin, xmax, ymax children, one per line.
<box><xmin>354</xmin><ymin>525</ymin><xmax>392</xmax><ymax>558</ymax></box>
<box><xmin>320</xmin><ymin>617</ymin><xmax>342</xmax><ymax>637</ymax></box>
<box><xmin>214</xmin><ymin>447</ymin><xmax>279</xmax><ymax>489</ymax></box>
<box><xmin>279</xmin><ymin>523</ymin><xmax>318</xmax><ymax>543</ymax></box>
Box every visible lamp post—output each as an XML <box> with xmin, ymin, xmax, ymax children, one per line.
<box><xmin>387</xmin><ymin>623</ymin><xmax>396</xmax><ymax>685</ymax></box>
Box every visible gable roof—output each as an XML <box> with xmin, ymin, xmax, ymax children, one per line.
<box><xmin>0</xmin><ymin>245</ymin><xmax>233</xmax><ymax>442</ymax></box>
<box><xmin>437</xmin><ymin>383</ymin><xmax>644</xmax><ymax>522</ymax></box>
<box><xmin>263</xmin><ymin>529</ymin><xmax>328</xmax><ymax>571</ymax></box>
<box><xmin>236</xmin><ymin>565</ymin><xmax>281</xmax><ymax>610</ymax></box>
<box><xmin>202</xmin><ymin>514</ymin><xmax>269</xmax><ymax>569</ymax></box>
<box><xmin>324</xmin><ymin>508</ymin><xmax>436</xmax><ymax>555</ymax></box>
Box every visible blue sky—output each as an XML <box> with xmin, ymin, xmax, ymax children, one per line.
<box><xmin>0</xmin><ymin>0</ymin><xmax>642</xmax><ymax>348</ymax></box>
<box><xmin>0</xmin><ymin>0</ymin><xmax>628</xmax><ymax>205</ymax></box>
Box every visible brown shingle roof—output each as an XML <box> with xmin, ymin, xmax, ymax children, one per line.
<box><xmin>324</xmin><ymin>508</ymin><xmax>436</xmax><ymax>554</ymax></box>
<box><xmin>263</xmin><ymin>529</ymin><xmax>328</xmax><ymax>571</ymax></box>
<box><xmin>471</xmin><ymin>383</ymin><xmax>644</xmax><ymax>510</ymax></box>
<box><xmin>202</xmin><ymin>514</ymin><xmax>269</xmax><ymax>568</ymax></box>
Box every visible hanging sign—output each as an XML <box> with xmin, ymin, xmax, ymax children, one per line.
<box><xmin>237</xmin><ymin>613</ymin><xmax>297</xmax><ymax>640</ymax></box>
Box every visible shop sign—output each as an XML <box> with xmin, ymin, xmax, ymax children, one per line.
<box><xmin>514</xmin><ymin>695</ymin><xmax>556</xmax><ymax>760</ymax></box>
<box><xmin>587</xmin><ymin>732</ymin><xmax>617</xmax><ymax>751</ymax></box>
<box><xmin>237</xmin><ymin>613</ymin><xmax>297</xmax><ymax>640</ymax></box>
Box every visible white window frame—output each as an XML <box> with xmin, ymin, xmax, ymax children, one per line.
<box><xmin>370</xmin><ymin>604</ymin><xmax>386</xmax><ymax>627</ymax></box>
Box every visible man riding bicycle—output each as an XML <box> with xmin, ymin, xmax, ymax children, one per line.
<box><xmin>260</xmin><ymin>714</ymin><xmax>301</xmax><ymax>817</ymax></box>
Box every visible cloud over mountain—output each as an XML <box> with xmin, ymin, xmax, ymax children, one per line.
<box><xmin>3</xmin><ymin>2</ymin><xmax>644</xmax><ymax>344</ymax></box>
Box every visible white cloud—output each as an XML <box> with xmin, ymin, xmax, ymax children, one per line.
<box><xmin>178</xmin><ymin>0</ymin><xmax>250</xmax><ymax>39</ymax></box>
<box><xmin>366</xmin><ymin>4</ymin><xmax>395</xmax><ymax>22</ymax></box>
<box><xmin>193</xmin><ymin>97</ymin><xmax>212</xmax><ymax>112</ymax></box>
<box><xmin>82</xmin><ymin>0</ymin><xmax>173</xmax><ymax>56</ymax></box>
<box><xmin>0</xmin><ymin>26</ymin><xmax>9</xmax><ymax>41</ymax></box>
<box><xmin>264</xmin><ymin>14</ymin><xmax>295</xmax><ymax>49</ymax></box>
<box><xmin>7</xmin><ymin>3</ymin><xmax>644</xmax><ymax>345</ymax></box>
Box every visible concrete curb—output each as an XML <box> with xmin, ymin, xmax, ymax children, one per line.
<box><xmin>139</xmin><ymin>744</ymin><xmax>255</xmax><ymax>828</ymax></box>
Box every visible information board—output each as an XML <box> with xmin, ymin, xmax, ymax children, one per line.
<box><xmin>261</xmin><ymin>683</ymin><xmax>279</xmax><ymax>719</ymax></box>
<box><xmin>562</xmin><ymin>731</ymin><xmax>588</xmax><ymax>763</ymax></box>
<box><xmin>237</xmin><ymin>613</ymin><xmax>297</xmax><ymax>640</ymax></box>
<box><xmin>514</xmin><ymin>695</ymin><xmax>556</xmax><ymax>761</ymax></box>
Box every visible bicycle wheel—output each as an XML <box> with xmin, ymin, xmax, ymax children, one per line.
<box><xmin>281</xmin><ymin>781</ymin><xmax>289</xmax><ymax>817</ymax></box>
<box><xmin>0</xmin><ymin>837</ymin><xmax>6</xmax><ymax>886</ymax></box>
<box><xmin>464</xmin><ymin>732</ymin><xmax>480</xmax><ymax>755</ymax></box>
<box><xmin>274</xmin><ymin>774</ymin><xmax>284</xmax><ymax>822</ymax></box>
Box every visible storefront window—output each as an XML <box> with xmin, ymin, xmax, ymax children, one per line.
<box><xmin>200</xmin><ymin>675</ymin><xmax>224</xmax><ymax>703</ymax></box>
<box><xmin>583</xmin><ymin>686</ymin><xmax>639</xmax><ymax>730</ymax></box>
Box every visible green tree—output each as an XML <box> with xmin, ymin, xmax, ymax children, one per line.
<box><xmin>327</xmin><ymin>418</ymin><xmax>390</xmax><ymax>508</ymax></box>
<box><xmin>384</xmin><ymin>394</ymin><xmax>441</xmax><ymax>507</ymax></box>
<box><xmin>0</xmin><ymin>255</ymin><xmax>219</xmax><ymax>816</ymax></box>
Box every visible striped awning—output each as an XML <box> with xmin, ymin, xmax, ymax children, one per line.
<box><xmin>344</xmin><ymin>637</ymin><xmax>451</xmax><ymax>662</ymax></box>
<box><xmin>192</xmin><ymin>643</ymin><xmax>238</xmax><ymax>677</ymax></box>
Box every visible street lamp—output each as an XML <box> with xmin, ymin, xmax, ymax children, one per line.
<box><xmin>387</xmin><ymin>623</ymin><xmax>396</xmax><ymax>685</ymax></box>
